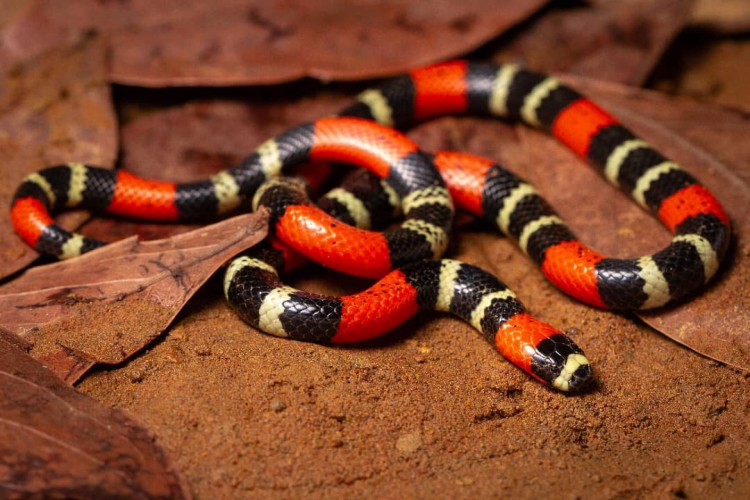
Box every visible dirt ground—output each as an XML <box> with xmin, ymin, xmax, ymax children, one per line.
<box><xmin>77</xmin><ymin>229</ymin><xmax>750</xmax><ymax>498</ymax></box>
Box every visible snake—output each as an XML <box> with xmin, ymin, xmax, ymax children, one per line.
<box><xmin>10</xmin><ymin>61</ymin><xmax>732</xmax><ymax>392</ymax></box>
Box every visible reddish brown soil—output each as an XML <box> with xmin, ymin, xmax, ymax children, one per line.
<box><xmin>78</xmin><ymin>225</ymin><xmax>750</xmax><ymax>497</ymax></box>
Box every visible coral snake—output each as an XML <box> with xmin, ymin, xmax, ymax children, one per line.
<box><xmin>10</xmin><ymin>61</ymin><xmax>732</xmax><ymax>393</ymax></box>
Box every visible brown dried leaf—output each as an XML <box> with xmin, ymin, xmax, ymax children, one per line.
<box><xmin>652</xmin><ymin>39</ymin><xmax>750</xmax><ymax>110</ymax></box>
<box><xmin>495</xmin><ymin>0</ymin><xmax>693</xmax><ymax>85</ymax></box>
<box><xmin>0</xmin><ymin>36</ymin><xmax>117</xmax><ymax>279</ymax></box>
<box><xmin>691</xmin><ymin>0</ymin><xmax>750</xmax><ymax>33</ymax></box>
<box><xmin>0</xmin><ymin>212</ymin><xmax>267</xmax><ymax>383</ymax></box>
<box><xmin>0</xmin><ymin>336</ymin><xmax>189</xmax><ymax>499</ymax></box>
<box><xmin>1</xmin><ymin>0</ymin><xmax>544</xmax><ymax>86</ymax></box>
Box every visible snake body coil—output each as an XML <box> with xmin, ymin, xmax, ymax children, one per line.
<box><xmin>11</xmin><ymin>61</ymin><xmax>732</xmax><ymax>392</ymax></box>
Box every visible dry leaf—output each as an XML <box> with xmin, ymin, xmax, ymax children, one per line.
<box><xmin>495</xmin><ymin>0</ymin><xmax>693</xmax><ymax>85</ymax></box>
<box><xmin>0</xmin><ymin>337</ymin><xmax>189</xmax><ymax>499</ymax></box>
<box><xmin>691</xmin><ymin>0</ymin><xmax>750</xmax><ymax>33</ymax></box>
<box><xmin>0</xmin><ymin>212</ymin><xmax>268</xmax><ymax>383</ymax></box>
<box><xmin>1</xmin><ymin>0</ymin><xmax>545</xmax><ymax>86</ymax></box>
<box><xmin>0</xmin><ymin>36</ymin><xmax>117</xmax><ymax>279</ymax></box>
<box><xmin>652</xmin><ymin>39</ymin><xmax>750</xmax><ymax>109</ymax></box>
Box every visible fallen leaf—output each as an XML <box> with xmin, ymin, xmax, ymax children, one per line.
<box><xmin>120</xmin><ymin>98</ymin><xmax>349</xmax><ymax>182</ymax></box>
<box><xmin>0</xmin><ymin>36</ymin><xmax>117</xmax><ymax>279</ymax></box>
<box><xmin>0</xmin><ymin>212</ymin><xmax>268</xmax><ymax>383</ymax></box>
<box><xmin>651</xmin><ymin>38</ymin><xmax>750</xmax><ymax>109</ymax></box>
<box><xmin>0</xmin><ymin>336</ymin><xmax>190</xmax><ymax>498</ymax></box>
<box><xmin>1</xmin><ymin>0</ymin><xmax>545</xmax><ymax>86</ymax></box>
<box><xmin>691</xmin><ymin>0</ymin><xmax>750</xmax><ymax>33</ymax></box>
<box><xmin>494</xmin><ymin>0</ymin><xmax>693</xmax><ymax>85</ymax></box>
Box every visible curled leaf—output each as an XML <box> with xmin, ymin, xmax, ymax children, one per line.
<box><xmin>495</xmin><ymin>0</ymin><xmax>693</xmax><ymax>85</ymax></box>
<box><xmin>0</xmin><ymin>212</ymin><xmax>268</xmax><ymax>383</ymax></box>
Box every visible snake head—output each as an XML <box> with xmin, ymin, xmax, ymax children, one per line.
<box><xmin>530</xmin><ymin>334</ymin><xmax>592</xmax><ymax>393</ymax></box>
